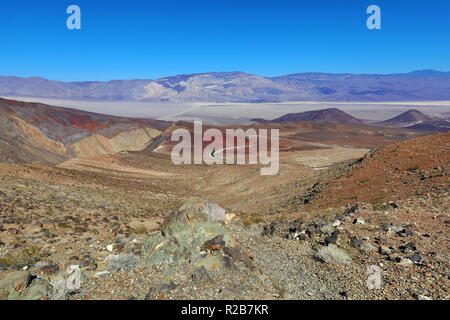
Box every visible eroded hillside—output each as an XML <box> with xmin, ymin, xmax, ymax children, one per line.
<box><xmin>0</xmin><ymin>98</ymin><xmax>171</xmax><ymax>164</ymax></box>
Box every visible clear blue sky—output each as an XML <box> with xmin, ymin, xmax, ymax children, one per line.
<box><xmin>0</xmin><ymin>0</ymin><xmax>449</xmax><ymax>81</ymax></box>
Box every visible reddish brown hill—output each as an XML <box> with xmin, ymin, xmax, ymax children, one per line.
<box><xmin>310</xmin><ymin>132</ymin><xmax>449</xmax><ymax>208</ymax></box>
<box><xmin>0</xmin><ymin>98</ymin><xmax>171</xmax><ymax>164</ymax></box>
<box><xmin>376</xmin><ymin>109</ymin><xmax>438</xmax><ymax>127</ymax></box>
<box><xmin>252</xmin><ymin>108</ymin><xmax>363</xmax><ymax>124</ymax></box>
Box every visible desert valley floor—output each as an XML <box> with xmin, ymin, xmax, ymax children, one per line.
<box><xmin>0</xmin><ymin>97</ymin><xmax>448</xmax><ymax>300</ymax></box>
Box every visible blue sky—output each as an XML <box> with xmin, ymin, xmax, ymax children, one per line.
<box><xmin>0</xmin><ymin>0</ymin><xmax>449</xmax><ymax>81</ymax></box>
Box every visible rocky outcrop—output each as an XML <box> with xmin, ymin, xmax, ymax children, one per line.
<box><xmin>142</xmin><ymin>200</ymin><xmax>255</xmax><ymax>272</ymax></box>
<box><xmin>71</xmin><ymin>127</ymin><xmax>161</xmax><ymax>158</ymax></box>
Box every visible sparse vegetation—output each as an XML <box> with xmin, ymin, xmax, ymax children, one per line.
<box><xmin>271</xmin><ymin>281</ymin><xmax>286</xmax><ymax>299</ymax></box>
<box><xmin>316</xmin><ymin>244</ymin><xmax>352</xmax><ymax>265</ymax></box>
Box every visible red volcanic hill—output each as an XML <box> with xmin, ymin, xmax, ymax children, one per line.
<box><xmin>252</xmin><ymin>108</ymin><xmax>363</xmax><ymax>124</ymax></box>
<box><xmin>309</xmin><ymin>131</ymin><xmax>449</xmax><ymax>208</ymax></box>
<box><xmin>377</xmin><ymin>109</ymin><xmax>438</xmax><ymax>127</ymax></box>
<box><xmin>0</xmin><ymin>98</ymin><xmax>171</xmax><ymax>164</ymax></box>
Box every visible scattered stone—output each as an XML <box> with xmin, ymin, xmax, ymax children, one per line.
<box><xmin>401</xmin><ymin>247</ymin><xmax>411</xmax><ymax>254</ymax></box>
<box><xmin>94</xmin><ymin>271</ymin><xmax>110</xmax><ymax>279</ymax></box>
<box><xmin>331</xmin><ymin>220</ymin><xmax>341</xmax><ymax>227</ymax></box>
<box><xmin>379</xmin><ymin>221</ymin><xmax>390</xmax><ymax>231</ymax></box>
<box><xmin>223</xmin><ymin>244</ymin><xmax>255</xmax><ymax>271</ymax></box>
<box><xmin>305</xmin><ymin>225</ymin><xmax>316</xmax><ymax>237</ymax></box>
<box><xmin>378</xmin><ymin>246</ymin><xmax>392</xmax><ymax>255</ymax></box>
<box><xmin>201</xmin><ymin>235</ymin><xmax>226</xmax><ymax>252</ymax></box>
<box><xmin>38</xmin><ymin>264</ymin><xmax>59</xmax><ymax>276</ymax></box>
<box><xmin>413</xmin><ymin>294</ymin><xmax>432</xmax><ymax>300</ymax></box>
<box><xmin>387</xmin><ymin>201</ymin><xmax>398</xmax><ymax>209</ymax></box>
<box><xmin>191</xmin><ymin>266</ymin><xmax>213</xmax><ymax>284</ymax></box>
<box><xmin>410</xmin><ymin>253</ymin><xmax>422</xmax><ymax>264</ymax></box>
<box><xmin>106</xmin><ymin>244</ymin><xmax>114</xmax><ymax>252</ymax></box>
<box><xmin>352</xmin><ymin>219</ymin><xmax>365</xmax><ymax>225</ymax></box>
<box><xmin>298</xmin><ymin>233</ymin><xmax>307</xmax><ymax>241</ymax></box>
<box><xmin>160</xmin><ymin>282</ymin><xmax>178</xmax><ymax>294</ymax></box>
<box><xmin>391</xmin><ymin>226</ymin><xmax>403</xmax><ymax>233</ymax></box>
<box><xmin>80</xmin><ymin>256</ymin><xmax>97</xmax><ymax>270</ymax></box>
<box><xmin>144</xmin><ymin>287</ymin><xmax>156</xmax><ymax>300</ymax></box>
<box><xmin>398</xmin><ymin>258</ymin><xmax>414</xmax><ymax>267</ymax></box>
<box><xmin>350</xmin><ymin>238</ymin><xmax>363</xmax><ymax>248</ymax></box>
<box><xmin>7</xmin><ymin>228</ymin><xmax>19</xmax><ymax>235</ymax></box>
<box><xmin>324</xmin><ymin>231</ymin><xmax>339</xmax><ymax>245</ymax></box>
<box><xmin>344</xmin><ymin>204</ymin><xmax>358</xmax><ymax>215</ymax></box>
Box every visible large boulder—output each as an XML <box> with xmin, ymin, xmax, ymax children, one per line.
<box><xmin>0</xmin><ymin>271</ymin><xmax>51</xmax><ymax>300</ymax></box>
<box><xmin>142</xmin><ymin>199</ymin><xmax>254</xmax><ymax>272</ymax></box>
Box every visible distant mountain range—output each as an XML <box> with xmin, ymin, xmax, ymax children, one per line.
<box><xmin>252</xmin><ymin>108</ymin><xmax>450</xmax><ymax>133</ymax></box>
<box><xmin>1</xmin><ymin>70</ymin><xmax>450</xmax><ymax>103</ymax></box>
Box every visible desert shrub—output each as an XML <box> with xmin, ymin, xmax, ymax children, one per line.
<box><xmin>271</xmin><ymin>281</ymin><xmax>286</xmax><ymax>299</ymax></box>
<box><xmin>316</xmin><ymin>244</ymin><xmax>352</xmax><ymax>265</ymax></box>
<box><xmin>106</xmin><ymin>254</ymin><xmax>140</xmax><ymax>272</ymax></box>
<box><xmin>0</xmin><ymin>244</ymin><xmax>42</xmax><ymax>269</ymax></box>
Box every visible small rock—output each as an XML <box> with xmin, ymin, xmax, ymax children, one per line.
<box><xmin>413</xmin><ymin>294</ymin><xmax>432</xmax><ymax>300</ymax></box>
<box><xmin>144</xmin><ymin>287</ymin><xmax>156</xmax><ymax>300</ymax></box>
<box><xmin>38</xmin><ymin>264</ymin><xmax>60</xmax><ymax>276</ymax></box>
<box><xmin>331</xmin><ymin>220</ymin><xmax>341</xmax><ymax>227</ymax></box>
<box><xmin>379</xmin><ymin>221</ymin><xmax>390</xmax><ymax>231</ymax></box>
<box><xmin>7</xmin><ymin>228</ymin><xmax>19</xmax><ymax>235</ymax></box>
<box><xmin>106</xmin><ymin>244</ymin><xmax>114</xmax><ymax>252</ymax></box>
<box><xmin>191</xmin><ymin>266</ymin><xmax>213</xmax><ymax>284</ymax></box>
<box><xmin>298</xmin><ymin>233</ymin><xmax>308</xmax><ymax>241</ymax></box>
<box><xmin>410</xmin><ymin>253</ymin><xmax>422</xmax><ymax>264</ymax></box>
<box><xmin>352</xmin><ymin>219</ymin><xmax>365</xmax><ymax>225</ymax></box>
<box><xmin>344</xmin><ymin>204</ymin><xmax>358</xmax><ymax>215</ymax></box>
<box><xmin>94</xmin><ymin>271</ymin><xmax>110</xmax><ymax>279</ymax></box>
<box><xmin>391</xmin><ymin>226</ymin><xmax>403</xmax><ymax>233</ymax></box>
<box><xmin>160</xmin><ymin>282</ymin><xmax>178</xmax><ymax>294</ymax></box>
<box><xmin>387</xmin><ymin>201</ymin><xmax>398</xmax><ymax>209</ymax></box>
<box><xmin>378</xmin><ymin>246</ymin><xmax>392</xmax><ymax>255</ymax></box>
<box><xmin>398</xmin><ymin>257</ymin><xmax>413</xmax><ymax>267</ymax></box>
<box><xmin>350</xmin><ymin>238</ymin><xmax>363</xmax><ymax>248</ymax></box>
<box><xmin>400</xmin><ymin>247</ymin><xmax>411</xmax><ymax>254</ymax></box>
<box><xmin>325</xmin><ymin>231</ymin><xmax>339</xmax><ymax>245</ymax></box>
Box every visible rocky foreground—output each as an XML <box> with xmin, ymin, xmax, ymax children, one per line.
<box><xmin>0</xmin><ymin>196</ymin><xmax>448</xmax><ymax>300</ymax></box>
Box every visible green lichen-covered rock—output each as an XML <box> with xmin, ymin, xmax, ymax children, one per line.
<box><xmin>142</xmin><ymin>199</ymin><xmax>254</xmax><ymax>272</ymax></box>
<box><xmin>0</xmin><ymin>270</ymin><xmax>51</xmax><ymax>300</ymax></box>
